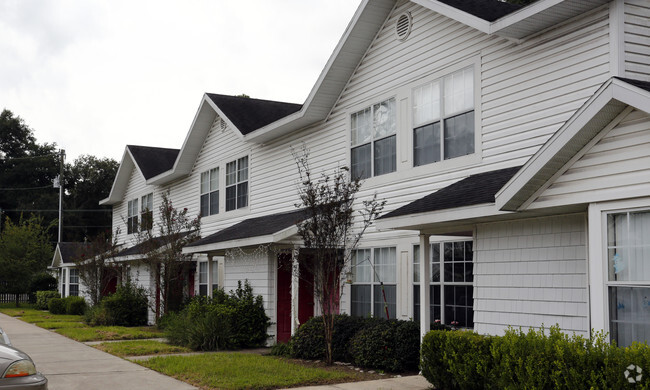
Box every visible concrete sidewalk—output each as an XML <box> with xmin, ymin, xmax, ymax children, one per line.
<box><xmin>0</xmin><ymin>312</ymin><xmax>431</xmax><ymax>390</ymax></box>
<box><xmin>0</xmin><ymin>312</ymin><xmax>196</xmax><ymax>390</ymax></box>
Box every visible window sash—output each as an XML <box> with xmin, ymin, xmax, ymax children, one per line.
<box><xmin>200</xmin><ymin>168</ymin><xmax>219</xmax><ymax>216</ymax></box>
<box><xmin>350</xmin><ymin>98</ymin><xmax>397</xmax><ymax>179</ymax></box>
<box><xmin>226</xmin><ymin>157</ymin><xmax>248</xmax><ymax>211</ymax></box>
<box><xmin>351</xmin><ymin>248</ymin><xmax>396</xmax><ymax>318</ymax></box>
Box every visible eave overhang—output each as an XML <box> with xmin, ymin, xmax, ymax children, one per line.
<box><xmin>182</xmin><ymin>225</ymin><xmax>300</xmax><ymax>256</ymax></box>
<box><xmin>496</xmin><ymin>78</ymin><xmax>650</xmax><ymax>212</ymax></box>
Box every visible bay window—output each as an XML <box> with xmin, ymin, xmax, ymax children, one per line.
<box><xmin>200</xmin><ymin>168</ymin><xmax>219</xmax><ymax>216</ymax></box>
<box><xmin>351</xmin><ymin>98</ymin><xmax>397</xmax><ymax>179</ymax></box>
<box><xmin>606</xmin><ymin>210</ymin><xmax>650</xmax><ymax>347</ymax></box>
<box><xmin>226</xmin><ymin>156</ymin><xmax>248</xmax><ymax>211</ymax></box>
<box><xmin>414</xmin><ymin>240</ymin><xmax>473</xmax><ymax>328</ymax></box>
<box><xmin>351</xmin><ymin>247</ymin><xmax>397</xmax><ymax>319</ymax></box>
<box><xmin>413</xmin><ymin>67</ymin><xmax>474</xmax><ymax>166</ymax></box>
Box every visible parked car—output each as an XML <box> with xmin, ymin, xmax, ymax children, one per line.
<box><xmin>0</xmin><ymin>327</ymin><xmax>47</xmax><ymax>389</ymax></box>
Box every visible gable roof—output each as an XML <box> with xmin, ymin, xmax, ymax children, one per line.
<box><xmin>184</xmin><ymin>209</ymin><xmax>309</xmax><ymax>254</ymax></box>
<box><xmin>380</xmin><ymin>166</ymin><xmax>522</xmax><ymax>220</ymax></box>
<box><xmin>206</xmin><ymin>94</ymin><xmax>302</xmax><ymax>135</ymax></box>
<box><xmin>496</xmin><ymin>77</ymin><xmax>650</xmax><ymax>211</ymax></box>
<box><xmin>51</xmin><ymin>242</ymin><xmax>92</xmax><ymax>267</ymax></box>
<box><xmin>437</xmin><ymin>0</ymin><xmax>522</xmax><ymax>22</ymax></box>
<box><xmin>127</xmin><ymin>145</ymin><xmax>179</xmax><ymax>180</ymax></box>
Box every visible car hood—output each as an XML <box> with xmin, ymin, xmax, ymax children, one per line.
<box><xmin>0</xmin><ymin>344</ymin><xmax>32</xmax><ymax>374</ymax></box>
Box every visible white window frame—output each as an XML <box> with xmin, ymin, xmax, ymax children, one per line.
<box><xmin>350</xmin><ymin>247</ymin><xmax>397</xmax><ymax>319</ymax></box>
<box><xmin>140</xmin><ymin>193</ymin><xmax>153</xmax><ymax>231</ymax></box>
<box><xmin>350</xmin><ymin>97</ymin><xmax>398</xmax><ymax>179</ymax></box>
<box><xmin>200</xmin><ymin>168</ymin><xmax>219</xmax><ymax>217</ymax></box>
<box><xmin>69</xmin><ymin>268</ymin><xmax>79</xmax><ymax>297</ymax></box>
<box><xmin>225</xmin><ymin>156</ymin><xmax>249</xmax><ymax>212</ymax></box>
<box><xmin>413</xmin><ymin>240</ymin><xmax>474</xmax><ymax>328</ymax></box>
<box><xmin>127</xmin><ymin>198</ymin><xmax>139</xmax><ymax>234</ymax></box>
<box><xmin>589</xmin><ymin>198</ymin><xmax>650</xmax><ymax>343</ymax></box>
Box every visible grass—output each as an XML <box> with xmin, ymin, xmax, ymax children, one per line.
<box><xmin>138</xmin><ymin>353</ymin><xmax>365</xmax><ymax>390</ymax></box>
<box><xmin>55</xmin><ymin>326</ymin><xmax>161</xmax><ymax>342</ymax></box>
<box><xmin>94</xmin><ymin>340</ymin><xmax>191</xmax><ymax>357</ymax></box>
<box><xmin>0</xmin><ymin>306</ymin><xmax>161</xmax><ymax>342</ymax></box>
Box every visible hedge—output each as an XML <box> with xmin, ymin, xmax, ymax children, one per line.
<box><xmin>421</xmin><ymin>326</ymin><xmax>650</xmax><ymax>390</ymax></box>
<box><xmin>36</xmin><ymin>291</ymin><xmax>60</xmax><ymax>310</ymax></box>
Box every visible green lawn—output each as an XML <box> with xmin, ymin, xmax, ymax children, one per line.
<box><xmin>139</xmin><ymin>353</ymin><xmax>364</xmax><ymax>390</ymax></box>
<box><xmin>0</xmin><ymin>306</ymin><xmax>161</xmax><ymax>342</ymax></box>
<box><xmin>94</xmin><ymin>340</ymin><xmax>191</xmax><ymax>357</ymax></box>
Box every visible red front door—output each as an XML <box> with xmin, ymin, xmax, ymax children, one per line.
<box><xmin>298</xmin><ymin>262</ymin><xmax>314</xmax><ymax>324</ymax></box>
<box><xmin>277</xmin><ymin>254</ymin><xmax>292</xmax><ymax>343</ymax></box>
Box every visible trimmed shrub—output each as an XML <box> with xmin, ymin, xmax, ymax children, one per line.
<box><xmin>420</xmin><ymin>326</ymin><xmax>650</xmax><ymax>390</ymax></box>
<box><xmin>36</xmin><ymin>291</ymin><xmax>60</xmax><ymax>310</ymax></box>
<box><xmin>64</xmin><ymin>296</ymin><xmax>86</xmax><ymax>315</ymax></box>
<box><xmin>350</xmin><ymin>319</ymin><xmax>420</xmax><ymax>372</ymax></box>
<box><xmin>165</xmin><ymin>280</ymin><xmax>270</xmax><ymax>351</ymax></box>
<box><xmin>84</xmin><ymin>305</ymin><xmax>112</xmax><ymax>326</ymax></box>
<box><xmin>270</xmin><ymin>342</ymin><xmax>292</xmax><ymax>357</ymax></box>
<box><xmin>100</xmin><ymin>282</ymin><xmax>148</xmax><ymax>326</ymax></box>
<box><xmin>48</xmin><ymin>297</ymin><xmax>66</xmax><ymax>314</ymax></box>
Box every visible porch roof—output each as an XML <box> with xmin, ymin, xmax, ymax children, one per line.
<box><xmin>183</xmin><ymin>209</ymin><xmax>309</xmax><ymax>255</ymax></box>
<box><xmin>51</xmin><ymin>242</ymin><xmax>92</xmax><ymax>267</ymax></box>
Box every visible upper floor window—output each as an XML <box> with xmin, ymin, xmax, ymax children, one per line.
<box><xmin>413</xmin><ymin>67</ymin><xmax>474</xmax><ymax>167</ymax></box>
<box><xmin>140</xmin><ymin>193</ymin><xmax>153</xmax><ymax>230</ymax></box>
<box><xmin>127</xmin><ymin>198</ymin><xmax>138</xmax><ymax>234</ymax></box>
<box><xmin>351</xmin><ymin>97</ymin><xmax>397</xmax><ymax>179</ymax></box>
<box><xmin>226</xmin><ymin>156</ymin><xmax>248</xmax><ymax>211</ymax></box>
<box><xmin>200</xmin><ymin>168</ymin><xmax>219</xmax><ymax>217</ymax></box>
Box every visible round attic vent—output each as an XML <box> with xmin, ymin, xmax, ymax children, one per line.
<box><xmin>395</xmin><ymin>12</ymin><xmax>412</xmax><ymax>41</ymax></box>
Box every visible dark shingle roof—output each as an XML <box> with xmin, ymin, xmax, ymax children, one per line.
<box><xmin>127</xmin><ymin>145</ymin><xmax>180</xmax><ymax>180</ymax></box>
<box><xmin>439</xmin><ymin>0</ymin><xmax>524</xmax><ymax>22</ymax></box>
<box><xmin>380</xmin><ymin>166</ymin><xmax>522</xmax><ymax>219</ymax></box>
<box><xmin>116</xmin><ymin>232</ymin><xmax>193</xmax><ymax>257</ymax></box>
<box><xmin>615</xmin><ymin>77</ymin><xmax>650</xmax><ymax>93</ymax></box>
<box><xmin>187</xmin><ymin>209</ymin><xmax>309</xmax><ymax>248</ymax></box>
<box><xmin>206</xmin><ymin>94</ymin><xmax>302</xmax><ymax>135</ymax></box>
<box><xmin>58</xmin><ymin>242</ymin><xmax>92</xmax><ymax>264</ymax></box>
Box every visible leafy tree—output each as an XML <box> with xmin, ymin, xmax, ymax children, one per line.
<box><xmin>292</xmin><ymin>146</ymin><xmax>385</xmax><ymax>365</ymax></box>
<box><xmin>63</xmin><ymin>155</ymin><xmax>118</xmax><ymax>241</ymax></box>
<box><xmin>137</xmin><ymin>192</ymin><xmax>201</xmax><ymax>317</ymax></box>
<box><xmin>0</xmin><ymin>215</ymin><xmax>53</xmax><ymax>306</ymax></box>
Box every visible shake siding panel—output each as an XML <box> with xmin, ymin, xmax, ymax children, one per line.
<box><xmin>474</xmin><ymin>215</ymin><xmax>588</xmax><ymax>336</ymax></box>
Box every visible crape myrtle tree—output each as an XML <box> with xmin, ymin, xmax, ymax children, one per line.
<box><xmin>73</xmin><ymin>230</ymin><xmax>121</xmax><ymax>307</ymax></box>
<box><xmin>292</xmin><ymin>146</ymin><xmax>385</xmax><ymax>365</ymax></box>
<box><xmin>136</xmin><ymin>192</ymin><xmax>200</xmax><ymax>318</ymax></box>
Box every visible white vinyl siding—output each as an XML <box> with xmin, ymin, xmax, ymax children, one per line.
<box><xmin>531</xmin><ymin>110</ymin><xmax>650</xmax><ymax>209</ymax></box>
<box><xmin>473</xmin><ymin>214</ymin><xmax>588</xmax><ymax>336</ymax></box>
<box><xmin>624</xmin><ymin>0</ymin><xmax>650</xmax><ymax>81</ymax></box>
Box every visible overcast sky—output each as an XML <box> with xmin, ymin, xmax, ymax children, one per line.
<box><xmin>0</xmin><ymin>0</ymin><xmax>361</xmax><ymax>163</ymax></box>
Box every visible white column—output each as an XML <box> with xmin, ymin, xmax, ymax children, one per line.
<box><xmin>291</xmin><ymin>247</ymin><xmax>300</xmax><ymax>335</ymax></box>
<box><xmin>419</xmin><ymin>233</ymin><xmax>431</xmax><ymax>341</ymax></box>
<box><xmin>207</xmin><ymin>255</ymin><xmax>214</xmax><ymax>298</ymax></box>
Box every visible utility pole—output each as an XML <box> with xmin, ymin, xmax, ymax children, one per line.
<box><xmin>58</xmin><ymin>149</ymin><xmax>65</xmax><ymax>243</ymax></box>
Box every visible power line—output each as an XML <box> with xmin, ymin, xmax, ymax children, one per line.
<box><xmin>0</xmin><ymin>153</ymin><xmax>59</xmax><ymax>161</ymax></box>
<box><xmin>0</xmin><ymin>185</ymin><xmax>54</xmax><ymax>191</ymax></box>
<box><xmin>1</xmin><ymin>209</ymin><xmax>111</xmax><ymax>213</ymax></box>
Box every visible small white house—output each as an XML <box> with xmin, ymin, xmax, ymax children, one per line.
<box><xmin>98</xmin><ymin>0</ymin><xmax>650</xmax><ymax>346</ymax></box>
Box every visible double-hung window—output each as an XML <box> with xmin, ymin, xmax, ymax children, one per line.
<box><xmin>140</xmin><ymin>193</ymin><xmax>153</xmax><ymax>230</ymax></box>
<box><xmin>127</xmin><ymin>199</ymin><xmax>139</xmax><ymax>234</ymax></box>
<box><xmin>351</xmin><ymin>247</ymin><xmax>397</xmax><ymax>319</ymax></box>
<box><xmin>198</xmin><ymin>261</ymin><xmax>219</xmax><ymax>296</ymax></box>
<box><xmin>351</xmin><ymin>98</ymin><xmax>397</xmax><ymax>179</ymax></box>
<box><xmin>226</xmin><ymin>156</ymin><xmax>248</xmax><ymax>211</ymax></box>
<box><xmin>69</xmin><ymin>268</ymin><xmax>79</xmax><ymax>296</ymax></box>
<box><xmin>200</xmin><ymin>168</ymin><xmax>219</xmax><ymax>217</ymax></box>
<box><xmin>413</xmin><ymin>240</ymin><xmax>473</xmax><ymax>328</ymax></box>
<box><xmin>413</xmin><ymin>67</ymin><xmax>474</xmax><ymax>166</ymax></box>
<box><xmin>606</xmin><ymin>210</ymin><xmax>650</xmax><ymax>347</ymax></box>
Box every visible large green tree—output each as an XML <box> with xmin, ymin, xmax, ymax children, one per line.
<box><xmin>0</xmin><ymin>215</ymin><xmax>53</xmax><ymax>306</ymax></box>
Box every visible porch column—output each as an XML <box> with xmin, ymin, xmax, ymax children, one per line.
<box><xmin>207</xmin><ymin>255</ymin><xmax>214</xmax><ymax>298</ymax></box>
<box><xmin>290</xmin><ymin>246</ymin><xmax>300</xmax><ymax>335</ymax></box>
<box><xmin>419</xmin><ymin>233</ymin><xmax>431</xmax><ymax>341</ymax></box>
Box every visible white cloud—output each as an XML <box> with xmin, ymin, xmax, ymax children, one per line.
<box><xmin>0</xmin><ymin>0</ymin><xmax>360</xmax><ymax>162</ymax></box>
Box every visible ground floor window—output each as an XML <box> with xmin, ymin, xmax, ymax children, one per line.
<box><xmin>413</xmin><ymin>240</ymin><xmax>473</xmax><ymax>328</ymax></box>
<box><xmin>351</xmin><ymin>247</ymin><xmax>396</xmax><ymax>319</ymax></box>
<box><xmin>198</xmin><ymin>261</ymin><xmax>219</xmax><ymax>296</ymax></box>
<box><xmin>606</xmin><ymin>209</ymin><xmax>650</xmax><ymax>347</ymax></box>
<box><xmin>69</xmin><ymin>268</ymin><xmax>79</xmax><ymax>296</ymax></box>
<box><xmin>61</xmin><ymin>268</ymin><xmax>66</xmax><ymax>297</ymax></box>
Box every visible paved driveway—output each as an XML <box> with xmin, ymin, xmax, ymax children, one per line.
<box><xmin>0</xmin><ymin>312</ymin><xmax>196</xmax><ymax>390</ymax></box>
